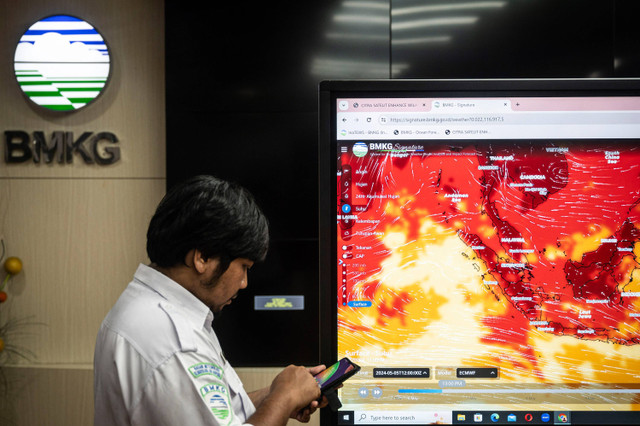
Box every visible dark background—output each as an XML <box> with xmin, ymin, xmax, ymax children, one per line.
<box><xmin>165</xmin><ymin>0</ymin><xmax>640</xmax><ymax>367</ymax></box>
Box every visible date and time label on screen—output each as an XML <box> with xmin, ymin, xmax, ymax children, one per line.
<box><xmin>369</xmin><ymin>367</ymin><xmax>498</xmax><ymax>380</ymax></box>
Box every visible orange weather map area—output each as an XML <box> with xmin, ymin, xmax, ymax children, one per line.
<box><xmin>336</xmin><ymin>142</ymin><xmax>640</xmax><ymax>396</ymax></box>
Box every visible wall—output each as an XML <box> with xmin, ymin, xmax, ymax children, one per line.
<box><xmin>0</xmin><ymin>1</ymin><xmax>165</xmax><ymax>424</ymax></box>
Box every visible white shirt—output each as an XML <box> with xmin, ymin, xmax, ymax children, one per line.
<box><xmin>94</xmin><ymin>264</ymin><xmax>256</xmax><ymax>426</ymax></box>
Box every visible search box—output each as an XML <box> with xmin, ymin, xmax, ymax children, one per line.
<box><xmin>354</xmin><ymin>410</ymin><xmax>452</xmax><ymax>424</ymax></box>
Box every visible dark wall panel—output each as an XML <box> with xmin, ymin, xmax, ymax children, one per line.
<box><xmin>164</xmin><ymin>110</ymin><xmax>321</xmax><ymax>365</ymax></box>
<box><xmin>165</xmin><ymin>0</ymin><xmax>391</xmax><ymax>366</ymax></box>
<box><xmin>165</xmin><ymin>2</ymin><xmax>389</xmax><ymax>114</ymax></box>
<box><xmin>391</xmin><ymin>0</ymin><xmax>614</xmax><ymax>78</ymax></box>
<box><xmin>614</xmin><ymin>0</ymin><xmax>640</xmax><ymax>76</ymax></box>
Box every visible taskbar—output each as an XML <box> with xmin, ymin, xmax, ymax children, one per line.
<box><xmin>453</xmin><ymin>411</ymin><xmax>637</xmax><ymax>425</ymax></box>
<box><xmin>337</xmin><ymin>410</ymin><xmax>640</xmax><ymax>425</ymax></box>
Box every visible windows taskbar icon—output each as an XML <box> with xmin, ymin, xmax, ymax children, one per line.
<box><xmin>453</xmin><ymin>411</ymin><xmax>570</xmax><ymax>424</ymax></box>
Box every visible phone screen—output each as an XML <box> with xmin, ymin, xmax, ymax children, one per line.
<box><xmin>314</xmin><ymin>357</ymin><xmax>360</xmax><ymax>391</ymax></box>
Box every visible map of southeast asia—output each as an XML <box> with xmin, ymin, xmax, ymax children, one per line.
<box><xmin>337</xmin><ymin>141</ymin><xmax>640</xmax><ymax>396</ymax></box>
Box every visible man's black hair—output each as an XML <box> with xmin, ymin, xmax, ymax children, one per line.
<box><xmin>146</xmin><ymin>175</ymin><xmax>269</xmax><ymax>274</ymax></box>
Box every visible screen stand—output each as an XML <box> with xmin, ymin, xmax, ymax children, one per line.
<box><xmin>325</xmin><ymin>389</ymin><xmax>342</xmax><ymax>411</ymax></box>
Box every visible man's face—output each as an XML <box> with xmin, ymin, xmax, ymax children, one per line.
<box><xmin>196</xmin><ymin>257</ymin><xmax>254</xmax><ymax>313</ymax></box>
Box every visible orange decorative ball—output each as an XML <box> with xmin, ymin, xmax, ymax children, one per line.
<box><xmin>0</xmin><ymin>291</ymin><xmax>6</xmax><ymax>303</ymax></box>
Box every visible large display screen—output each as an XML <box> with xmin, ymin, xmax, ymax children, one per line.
<box><xmin>318</xmin><ymin>80</ymin><xmax>640</xmax><ymax>426</ymax></box>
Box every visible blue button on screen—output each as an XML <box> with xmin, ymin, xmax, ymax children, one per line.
<box><xmin>347</xmin><ymin>301</ymin><xmax>372</xmax><ymax>308</ymax></box>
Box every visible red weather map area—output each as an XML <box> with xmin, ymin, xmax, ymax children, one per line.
<box><xmin>336</xmin><ymin>141</ymin><xmax>640</xmax><ymax>409</ymax></box>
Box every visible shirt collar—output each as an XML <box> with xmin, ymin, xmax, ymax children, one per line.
<box><xmin>133</xmin><ymin>263</ymin><xmax>213</xmax><ymax>330</ymax></box>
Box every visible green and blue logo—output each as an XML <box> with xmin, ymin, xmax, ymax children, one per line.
<box><xmin>200</xmin><ymin>384</ymin><xmax>232</xmax><ymax>424</ymax></box>
<box><xmin>13</xmin><ymin>15</ymin><xmax>110</xmax><ymax>111</ymax></box>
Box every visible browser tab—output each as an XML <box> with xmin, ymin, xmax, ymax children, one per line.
<box><xmin>336</xmin><ymin>95</ymin><xmax>640</xmax><ymax>141</ymax></box>
<box><xmin>431</xmin><ymin>99</ymin><xmax>511</xmax><ymax>112</ymax></box>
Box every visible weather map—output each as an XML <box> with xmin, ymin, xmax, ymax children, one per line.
<box><xmin>335</xmin><ymin>140</ymin><xmax>640</xmax><ymax>412</ymax></box>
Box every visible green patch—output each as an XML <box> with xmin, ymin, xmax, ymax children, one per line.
<box><xmin>188</xmin><ymin>362</ymin><xmax>223</xmax><ymax>380</ymax></box>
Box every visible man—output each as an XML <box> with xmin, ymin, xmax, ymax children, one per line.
<box><xmin>94</xmin><ymin>175</ymin><xmax>325</xmax><ymax>425</ymax></box>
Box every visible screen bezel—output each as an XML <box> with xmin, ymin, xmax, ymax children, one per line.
<box><xmin>318</xmin><ymin>78</ymin><xmax>640</xmax><ymax>426</ymax></box>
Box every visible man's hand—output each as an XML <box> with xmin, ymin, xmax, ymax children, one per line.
<box><xmin>269</xmin><ymin>364</ymin><xmax>322</xmax><ymax>411</ymax></box>
<box><xmin>291</xmin><ymin>365</ymin><xmax>328</xmax><ymax>422</ymax></box>
<box><xmin>248</xmin><ymin>364</ymin><xmax>322</xmax><ymax>426</ymax></box>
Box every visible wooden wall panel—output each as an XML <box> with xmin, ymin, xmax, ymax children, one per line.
<box><xmin>1</xmin><ymin>179</ymin><xmax>166</xmax><ymax>364</ymax></box>
<box><xmin>0</xmin><ymin>0</ymin><xmax>167</xmax><ymax>424</ymax></box>
<box><xmin>2</xmin><ymin>366</ymin><xmax>93</xmax><ymax>426</ymax></box>
<box><xmin>0</xmin><ymin>0</ymin><xmax>166</xmax><ymax>364</ymax></box>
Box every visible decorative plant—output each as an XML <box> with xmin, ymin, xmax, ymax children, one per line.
<box><xmin>0</xmin><ymin>254</ymin><xmax>24</xmax><ymax>357</ymax></box>
<box><xmin>0</xmin><ymin>241</ymin><xmax>39</xmax><ymax>375</ymax></box>
<box><xmin>0</xmin><ymin>241</ymin><xmax>39</xmax><ymax>425</ymax></box>
<box><xmin>0</xmin><ymin>256</ymin><xmax>22</xmax><ymax>305</ymax></box>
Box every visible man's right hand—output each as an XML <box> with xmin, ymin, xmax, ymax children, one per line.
<box><xmin>247</xmin><ymin>364</ymin><xmax>322</xmax><ymax>426</ymax></box>
<box><xmin>270</xmin><ymin>364</ymin><xmax>322</xmax><ymax>410</ymax></box>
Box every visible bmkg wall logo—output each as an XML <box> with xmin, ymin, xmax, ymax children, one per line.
<box><xmin>13</xmin><ymin>15</ymin><xmax>110</xmax><ymax>111</ymax></box>
<box><xmin>6</xmin><ymin>15</ymin><xmax>120</xmax><ymax>165</ymax></box>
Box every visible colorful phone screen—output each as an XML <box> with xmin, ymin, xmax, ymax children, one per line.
<box><xmin>314</xmin><ymin>358</ymin><xmax>357</xmax><ymax>390</ymax></box>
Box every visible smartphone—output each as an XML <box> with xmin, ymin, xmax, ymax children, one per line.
<box><xmin>314</xmin><ymin>357</ymin><xmax>361</xmax><ymax>394</ymax></box>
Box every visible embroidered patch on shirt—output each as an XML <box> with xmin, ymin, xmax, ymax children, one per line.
<box><xmin>189</xmin><ymin>362</ymin><xmax>224</xmax><ymax>380</ymax></box>
<box><xmin>200</xmin><ymin>383</ymin><xmax>233</xmax><ymax>424</ymax></box>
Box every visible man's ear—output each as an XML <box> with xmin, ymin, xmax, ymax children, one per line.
<box><xmin>191</xmin><ymin>249</ymin><xmax>220</xmax><ymax>275</ymax></box>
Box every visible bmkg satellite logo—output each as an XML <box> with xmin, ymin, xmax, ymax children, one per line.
<box><xmin>13</xmin><ymin>15</ymin><xmax>110</xmax><ymax>111</ymax></box>
<box><xmin>6</xmin><ymin>15</ymin><xmax>120</xmax><ymax>165</ymax></box>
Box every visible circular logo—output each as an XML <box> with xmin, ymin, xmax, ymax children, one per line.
<box><xmin>208</xmin><ymin>393</ymin><xmax>230</xmax><ymax>420</ymax></box>
<box><xmin>352</xmin><ymin>142</ymin><xmax>368</xmax><ymax>157</ymax></box>
<box><xmin>14</xmin><ymin>15</ymin><xmax>110</xmax><ymax>111</ymax></box>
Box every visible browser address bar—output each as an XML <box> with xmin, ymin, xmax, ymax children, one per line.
<box><xmin>377</xmin><ymin>111</ymin><xmax>640</xmax><ymax>126</ymax></box>
<box><xmin>380</xmin><ymin>115</ymin><xmax>505</xmax><ymax>125</ymax></box>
